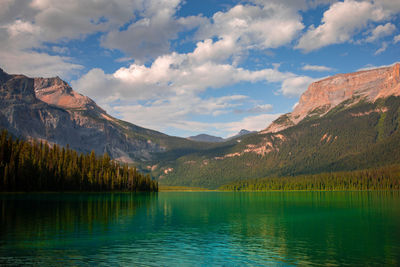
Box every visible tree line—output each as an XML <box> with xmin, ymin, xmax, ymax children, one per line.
<box><xmin>0</xmin><ymin>130</ymin><xmax>158</xmax><ymax>192</ymax></box>
<box><xmin>220</xmin><ymin>166</ymin><xmax>400</xmax><ymax>191</ymax></box>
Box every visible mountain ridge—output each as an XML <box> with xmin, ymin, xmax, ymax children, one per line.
<box><xmin>263</xmin><ymin>63</ymin><xmax>400</xmax><ymax>134</ymax></box>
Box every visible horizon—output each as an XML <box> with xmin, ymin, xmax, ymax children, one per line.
<box><xmin>1</xmin><ymin>0</ymin><xmax>399</xmax><ymax>138</ymax></box>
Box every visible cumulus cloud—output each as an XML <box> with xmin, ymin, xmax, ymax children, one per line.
<box><xmin>0</xmin><ymin>0</ymin><xmax>150</xmax><ymax>77</ymax></box>
<box><xmin>72</xmin><ymin>45</ymin><xmax>299</xmax><ymax>103</ymax></box>
<box><xmin>72</xmin><ymin>44</ymin><xmax>314</xmax><ymax>135</ymax></box>
<box><xmin>394</xmin><ymin>35</ymin><xmax>400</xmax><ymax>44</ymax></box>
<box><xmin>0</xmin><ymin>19</ymin><xmax>82</xmax><ymax>77</ymax></box>
<box><xmin>101</xmin><ymin>1</ymin><xmax>305</xmax><ymax>62</ymax></box>
<box><xmin>365</xmin><ymin>23</ymin><xmax>396</xmax><ymax>42</ymax></box>
<box><xmin>29</xmin><ymin>0</ymin><xmax>143</xmax><ymax>41</ymax></box>
<box><xmin>113</xmin><ymin>101</ymin><xmax>281</xmax><ymax>137</ymax></box>
<box><xmin>0</xmin><ymin>50</ymin><xmax>82</xmax><ymax>78</ymax></box>
<box><xmin>111</xmin><ymin>94</ymin><xmax>247</xmax><ymax>130</ymax></box>
<box><xmin>280</xmin><ymin>76</ymin><xmax>316</xmax><ymax>97</ymax></box>
<box><xmin>100</xmin><ymin>0</ymin><xmax>206</xmax><ymax>62</ymax></box>
<box><xmin>374</xmin><ymin>42</ymin><xmax>388</xmax><ymax>55</ymax></box>
<box><xmin>196</xmin><ymin>3</ymin><xmax>304</xmax><ymax>52</ymax></box>
<box><xmin>296</xmin><ymin>0</ymin><xmax>390</xmax><ymax>52</ymax></box>
<box><xmin>302</xmin><ymin>64</ymin><xmax>334</xmax><ymax>72</ymax></box>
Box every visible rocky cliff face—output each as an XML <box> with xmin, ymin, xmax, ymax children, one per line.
<box><xmin>264</xmin><ymin>63</ymin><xmax>400</xmax><ymax>133</ymax></box>
<box><xmin>34</xmin><ymin>77</ymin><xmax>105</xmax><ymax>113</ymax></box>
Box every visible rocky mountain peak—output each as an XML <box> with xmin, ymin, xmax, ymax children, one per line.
<box><xmin>0</xmin><ymin>70</ymin><xmax>36</xmax><ymax>103</ymax></box>
<box><xmin>263</xmin><ymin>63</ymin><xmax>400</xmax><ymax>134</ymax></box>
<box><xmin>34</xmin><ymin>76</ymin><xmax>103</xmax><ymax>112</ymax></box>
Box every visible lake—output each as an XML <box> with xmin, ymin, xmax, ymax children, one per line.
<box><xmin>0</xmin><ymin>192</ymin><xmax>399</xmax><ymax>266</ymax></box>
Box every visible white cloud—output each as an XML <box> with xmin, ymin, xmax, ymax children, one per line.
<box><xmin>51</xmin><ymin>46</ymin><xmax>69</xmax><ymax>54</ymax></box>
<box><xmin>280</xmin><ymin>76</ymin><xmax>316</xmax><ymax>97</ymax></box>
<box><xmin>72</xmin><ymin>46</ymin><xmax>298</xmax><ymax>103</ymax></box>
<box><xmin>196</xmin><ymin>3</ymin><xmax>304</xmax><ymax>52</ymax></box>
<box><xmin>302</xmin><ymin>64</ymin><xmax>334</xmax><ymax>72</ymax></box>
<box><xmin>394</xmin><ymin>35</ymin><xmax>400</xmax><ymax>44</ymax></box>
<box><xmin>296</xmin><ymin>0</ymin><xmax>390</xmax><ymax>52</ymax></box>
<box><xmin>113</xmin><ymin>100</ymin><xmax>281</xmax><ymax>137</ymax></box>
<box><xmin>221</xmin><ymin>113</ymin><xmax>281</xmax><ymax>135</ymax></box>
<box><xmin>107</xmin><ymin>94</ymin><xmax>251</xmax><ymax>135</ymax></box>
<box><xmin>0</xmin><ymin>0</ymin><xmax>174</xmax><ymax>77</ymax></box>
<box><xmin>29</xmin><ymin>0</ymin><xmax>143</xmax><ymax>41</ymax></box>
<box><xmin>375</xmin><ymin>0</ymin><xmax>400</xmax><ymax>13</ymax></box>
<box><xmin>234</xmin><ymin>104</ymin><xmax>274</xmax><ymax>114</ymax></box>
<box><xmin>374</xmin><ymin>42</ymin><xmax>388</xmax><ymax>55</ymax></box>
<box><xmin>0</xmin><ymin>0</ymin><xmax>34</xmax><ymax>24</ymax></box>
<box><xmin>100</xmin><ymin>1</ymin><xmax>305</xmax><ymax>62</ymax></box>
<box><xmin>100</xmin><ymin>0</ymin><xmax>203</xmax><ymax>62</ymax></box>
<box><xmin>0</xmin><ymin>20</ymin><xmax>82</xmax><ymax>77</ymax></box>
<box><xmin>72</xmin><ymin>46</ymin><xmax>313</xmax><ymax>135</ymax></box>
<box><xmin>0</xmin><ymin>50</ymin><xmax>82</xmax><ymax>78</ymax></box>
<box><xmin>365</xmin><ymin>23</ymin><xmax>396</xmax><ymax>42</ymax></box>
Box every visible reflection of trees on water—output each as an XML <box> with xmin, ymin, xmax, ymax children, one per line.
<box><xmin>0</xmin><ymin>193</ymin><xmax>157</xmax><ymax>242</ymax></box>
<box><xmin>153</xmin><ymin>192</ymin><xmax>399</xmax><ymax>265</ymax></box>
<box><xmin>0</xmin><ymin>192</ymin><xmax>399</xmax><ymax>266</ymax></box>
<box><xmin>223</xmin><ymin>192</ymin><xmax>400</xmax><ymax>266</ymax></box>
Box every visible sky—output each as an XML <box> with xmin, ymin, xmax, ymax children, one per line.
<box><xmin>1</xmin><ymin>0</ymin><xmax>399</xmax><ymax>138</ymax></box>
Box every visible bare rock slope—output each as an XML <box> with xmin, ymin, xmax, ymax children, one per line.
<box><xmin>264</xmin><ymin>63</ymin><xmax>400</xmax><ymax>133</ymax></box>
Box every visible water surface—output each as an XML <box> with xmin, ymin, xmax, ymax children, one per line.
<box><xmin>1</xmin><ymin>192</ymin><xmax>399</xmax><ymax>266</ymax></box>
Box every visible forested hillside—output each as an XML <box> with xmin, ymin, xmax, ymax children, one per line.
<box><xmin>220</xmin><ymin>165</ymin><xmax>400</xmax><ymax>191</ymax></box>
<box><xmin>0</xmin><ymin>130</ymin><xmax>158</xmax><ymax>192</ymax></box>
<box><xmin>155</xmin><ymin>96</ymin><xmax>400</xmax><ymax>188</ymax></box>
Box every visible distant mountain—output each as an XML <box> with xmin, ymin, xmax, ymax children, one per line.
<box><xmin>154</xmin><ymin>63</ymin><xmax>400</xmax><ymax>188</ymax></box>
<box><xmin>0</xmin><ymin>68</ymin><xmax>218</xmax><ymax>165</ymax></box>
<box><xmin>188</xmin><ymin>129</ymin><xmax>255</xmax><ymax>143</ymax></box>
<box><xmin>187</xmin><ymin>134</ymin><xmax>225</xmax><ymax>143</ymax></box>
<box><xmin>226</xmin><ymin>129</ymin><xmax>256</xmax><ymax>140</ymax></box>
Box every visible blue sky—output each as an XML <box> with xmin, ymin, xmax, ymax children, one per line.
<box><xmin>1</xmin><ymin>0</ymin><xmax>399</xmax><ymax>137</ymax></box>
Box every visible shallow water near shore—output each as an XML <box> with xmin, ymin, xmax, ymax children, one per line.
<box><xmin>0</xmin><ymin>191</ymin><xmax>399</xmax><ymax>266</ymax></box>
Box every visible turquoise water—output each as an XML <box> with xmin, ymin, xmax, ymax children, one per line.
<box><xmin>0</xmin><ymin>192</ymin><xmax>399</xmax><ymax>266</ymax></box>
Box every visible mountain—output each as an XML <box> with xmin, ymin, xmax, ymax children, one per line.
<box><xmin>226</xmin><ymin>129</ymin><xmax>256</xmax><ymax>140</ymax></box>
<box><xmin>0</xmin><ymin>68</ymin><xmax>218</xmax><ymax>165</ymax></box>
<box><xmin>187</xmin><ymin>130</ymin><xmax>254</xmax><ymax>143</ymax></box>
<box><xmin>187</xmin><ymin>134</ymin><xmax>225</xmax><ymax>143</ymax></box>
<box><xmin>264</xmin><ymin>63</ymin><xmax>400</xmax><ymax>133</ymax></box>
<box><xmin>154</xmin><ymin>63</ymin><xmax>400</xmax><ymax>188</ymax></box>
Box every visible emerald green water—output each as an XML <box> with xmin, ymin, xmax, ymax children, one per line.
<box><xmin>0</xmin><ymin>192</ymin><xmax>399</xmax><ymax>266</ymax></box>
